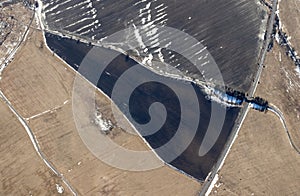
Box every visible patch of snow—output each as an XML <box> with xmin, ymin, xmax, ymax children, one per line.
<box><xmin>157</xmin><ymin>48</ymin><xmax>164</xmax><ymax>63</ymax></box>
<box><xmin>259</xmin><ymin>32</ymin><xmax>265</xmax><ymax>41</ymax></box>
<box><xmin>295</xmin><ymin>66</ymin><xmax>300</xmax><ymax>79</ymax></box>
<box><xmin>56</xmin><ymin>184</ymin><xmax>64</xmax><ymax>194</ymax></box>
<box><xmin>215</xmin><ymin>181</ymin><xmax>223</xmax><ymax>188</ymax></box>
<box><xmin>279</xmin><ymin>51</ymin><xmax>281</xmax><ymax>62</ymax></box>
<box><xmin>95</xmin><ymin>112</ymin><xmax>113</xmax><ymax>133</ymax></box>
<box><xmin>142</xmin><ymin>53</ymin><xmax>153</xmax><ymax>66</ymax></box>
<box><xmin>165</xmin><ymin>41</ymin><xmax>172</xmax><ymax>48</ymax></box>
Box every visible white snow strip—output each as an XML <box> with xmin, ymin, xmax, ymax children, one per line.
<box><xmin>43</xmin><ymin>0</ymin><xmax>60</xmax><ymax>9</ymax></box>
<box><xmin>155</xmin><ymin>10</ymin><xmax>166</xmax><ymax>18</ymax></box>
<box><xmin>153</xmin><ymin>14</ymin><xmax>167</xmax><ymax>23</ymax></box>
<box><xmin>25</xmin><ymin>109</ymin><xmax>51</xmax><ymax>120</ymax></box>
<box><xmin>36</xmin><ymin>0</ymin><xmax>46</xmax><ymax>30</ymax></box>
<box><xmin>205</xmin><ymin>174</ymin><xmax>219</xmax><ymax>196</ymax></box>
<box><xmin>147</xmin><ymin>12</ymin><xmax>151</xmax><ymax>22</ymax></box>
<box><xmin>145</xmin><ymin>27</ymin><xmax>158</xmax><ymax>37</ymax></box>
<box><xmin>295</xmin><ymin>66</ymin><xmax>300</xmax><ymax>79</ymax></box>
<box><xmin>134</xmin><ymin>0</ymin><xmax>147</xmax><ymax>6</ymax></box>
<box><xmin>155</xmin><ymin>3</ymin><xmax>164</xmax><ymax>10</ymax></box>
<box><xmin>275</xmin><ymin>33</ymin><xmax>280</xmax><ymax>44</ymax></box>
<box><xmin>133</xmin><ymin>24</ymin><xmax>146</xmax><ymax>49</ymax></box>
<box><xmin>165</xmin><ymin>41</ymin><xmax>172</xmax><ymax>48</ymax></box>
<box><xmin>279</xmin><ymin>51</ymin><xmax>282</xmax><ymax>62</ymax></box>
<box><xmin>156</xmin><ymin>6</ymin><xmax>168</xmax><ymax>14</ymax></box>
<box><xmin>44</xmin><ymin>0</ymin><xmax>71</xmax><ymax>14</ymax></box>
<box><xmin>158</xmin><ymin>18</ymin><xmax>168</xmax><ymax>25</ymax></box>
<box><xmin>75</xmin><ymin>20</ymin><xmax>99</xmax><ymax>33</ymax></box>
<box><xmin>139</xmin><ymin>2</ymin><xmax>151</xmax><ymax>13</ymax></box>
<box><xmin>150</xmin><ymin>38</ymin><xmax>159</xmax><ymax>46</ymax></box>
<box><xmin>148</xmin><ymin>31</ymin><xmax>159</xmax><ymax>41</ymax></box>
<box><xmin>54</xmin><ymin>18</ymin><xmax>63</xmax><ymax>23</ymax></box>
<box><xmin>48</xmin><ymin>10</ymin><xmax>61</xmax><ymax>16</ymax></box>
<box><xmin>63</xmin><ymin>0</ymin><xmax>91</xmax><ymax>11</ymax></box>
<box><xmin>65</xmin><ymin>13</ymin><xmax>97</xmax><ymax>29</ymax></box>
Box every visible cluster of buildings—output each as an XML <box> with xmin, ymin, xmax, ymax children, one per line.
<box><xmin>0</xmin><ymin>14</ymin><xmax>14</xmax><ymax>45</ymax></box>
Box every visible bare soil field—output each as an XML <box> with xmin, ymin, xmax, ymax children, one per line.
<box><xmin>0</xmin><ymin>98</ymin><xmax>69</xmax><ymax>195</ymax></box>
<box><xmin>0</xmin><ymin>17</ymin><xmax>201</xmax><ymax>195</ymax></box>
<box><xmin>211</xmin><ymin>44</ymin><xmax>300</xmax><ymax>195</ymax></box>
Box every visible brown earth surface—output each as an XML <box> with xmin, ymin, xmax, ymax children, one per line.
<box><xmin>0</xmin><ymin>13</ymin><xmax>201</xmax><ymax>195</ymax></box>
<box><xmin>0</xmin><ymin>98</ymin><xmax>69</xmax><ymax>195</ymax></box>
<box><xmin>280</xmin><ymin>0</ymin><xmax>300</xmax><ymax>53</ymax></box>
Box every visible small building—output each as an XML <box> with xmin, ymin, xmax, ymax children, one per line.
<box><xmin>248</xmin><ymin>96</ymin><xmax>268</xmax><ymax>112</ymax></box>
<box><xmin>249</xmin><ymin>102</ymin><xmax>267</xmax><ymax>112</ymax></box>
<box><xmin>213</xmin><ymin>87</ymin><xmax>245</xmax><ymax>106</ymax></box>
